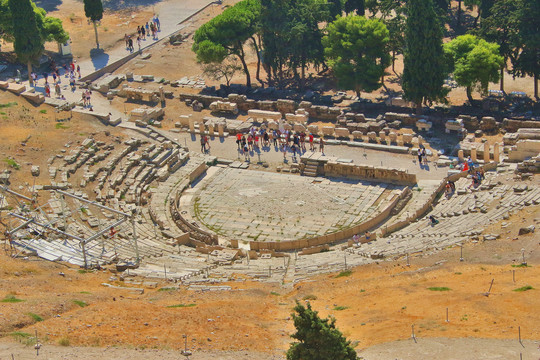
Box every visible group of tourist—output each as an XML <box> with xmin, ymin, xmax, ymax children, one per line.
<box><xmin>39</xmin><ymin>61</ymin><xmax>81</xmax><ymax>99</ymax></box>
<box><xmin>127</xmin><ymin>15</ymin><xmax>161</xmax><ymax>53</ymax></box>
<box><xmin>416</xmin><ymin>145</ymin><xmax>428</xmax><ymax>166</ymax></box>
<box><xmin>232</xmin><ymin>127</ymin><xmax>325</xmax><ymax>162</ymax></box>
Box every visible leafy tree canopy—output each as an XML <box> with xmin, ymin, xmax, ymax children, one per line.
<box><xmin>444</xmin><ymin>34</ymin><xmax>504</xmax><ymax>100</ymax></box>
<box><xmin>0</xmin><ymin>0</ymin><xmax>68</xmax><ymax>44</ymax></box>
<box><xmin>287</xmin><ymin>301</ymin><xmax>358</xmax><ymax>360</ymax></box>
<box><xmin>323</xmin><ymin>15</ymin><xmax>390</xmax><ymax>96</ymax></box>
<box><xmin>84</xmin><ymin>0</ymin><xmax>104</xmax><ymax>22</ymax></box>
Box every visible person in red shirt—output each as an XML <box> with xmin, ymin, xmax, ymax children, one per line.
<box><xmin>236</xmin><ymin>133</ymin><xmax>242</xmax><ymax>149</ymax></box>
<box><xmin>309</xmin><ymin>133</ymin><xmax>314</xmax><ymax>151</ymax></box>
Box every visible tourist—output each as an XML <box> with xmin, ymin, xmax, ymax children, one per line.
<box><xmin>204</xmin><ymin>135</ymin><xmax>210</xmax><ymax>152</ymax></box>
<box><xmin>44</xmin><ymin>83</ymin><xmax>50</xmax><ymax>97</ymax></box>
<box><xmin>137</xmin><ymin>36</ymin><xmax>142</xmax><ymax>52</ymax></box>
<box><xmin>52</xmin><ymin>72</ymin><xmax>57</xmax><ymax>83</ymax></box>
<box><xmin>137</xmin><ymin>26</ymin><xmax>141</xmax><ymax>39</ymax></box>
<box><xmin>365</xmin><ymin>231</ymin><xmax>371</xmax><ymax>242</ymax></box>
<box><xmin>291</xmin><ymin>143</ymin><xmax>297</xmax><ymax>160</ymax></box>
<box><xmin>352</xmin><ymin>234</ymin><xmax>359</xmax><ymax>245</ymax></box>
<box><xmin>42</xmin><ymin>72</ymin><xmax>48</xmax><ymax>84</ymax></box>
<box><xmin>319</xmin><ymin>136</ymin><xmax>324</xmax><ymax>153</ymax></box>
<box><xmin>417</xmin><ymin>148</ymin><xmax>423</xmax><ymax>165</ymax></box>
<box><xmin>128</xmin><ymin>37</ymin><xmax>134</xmax><ymax>52</ymax></box>
<box><xmin>154</xmin><ymin>15</ymin><xmax>160</xmax><ymax>31</ymax></box>
<box><xmin>200</xmin><ymin>135</ymin><xmax>206</xmax><ymax>153</ymax></box>
<box><xmin>69</xmin><ymin>73</ymin><xmax>76</xmax><ymax>91</ymax></box>
<box><xmin>82</xmin><ymin>92</ymin><xmax>87</xmax><ymax>107</ymax></box>
<box><xmin>85</xmin><ymin>89</ymin><xmax>92</xmax><ymax>106</ymax></box>
<box><xmin>309</xmin><ymin>133</ymin><xmax>314</xmax><ymax>151</ymax></box>
<box><xmin>263</xmin><ymin>131</ymin><xmax>269</xmax><ymax>147</ymax></box>
<box><xmin>422</xmin><ymin>148</ymin><xmax>428</xmax><ymax>165</ymax></box>
<box><xmin>236</xmin><ymin>132</ymin><xmax>242</xmax><ymax>149</ymax></box>
<box><xmin>429</xmin><ymin>215</ymin><xmax>439</xmax><ymax>225</ymax></box>
<box><xmin>243</xmin><ymin>143</ymin><xmax>249</xmax><ymax>161</ymax></box>
<box><xmin>124</xmin><ymin>33</ymin><xmax>129</xmax><ymax>49</ymax></box>
<box><xmin>300</xmin><ymin>132</ymin><xmax>306</xmax><ymax>151</ymax></box>
<box><xmin>272</xmin><ymin>130</ymin><xmax>278</xmax><ymax>147</ymax></box>
<box><xmin>77</xmin><ymin>65</ymin><xmax>81</xmax><ymax>79</ymax></box>
<box><xmin>247</xmin><ymin>134</ymin><xmax>253</xmax><ymax>151</ymax></box>
<box><xmin>141</xmin><ymin>26</ymin><xmax>146</xmax><ymax>40</ymax></box>
<box><xmin>55</xmin><ymin>83</ymin><xmax>61</xmax><ymax>97</ymax></box>
<box><xmin>145</xmin><ymin>22</ymin><xmax>150</xmax><ymax>36</ymax></box>
<box><xmin>241</xmin><ymin>135</ymin><xmax>247</xmax><ymax>150</ymax></box>
<box><xmin>150</xmin><ymin>22</ymin><xmax>156</xmax><ymax>39</ymax></box>
<box><xmin>448</xmin><ymin>180</ymin><xmax>456</xmax><ymax>192</ymax></box>
<box><xmin>254</xmin><ymin>134</ymin><xmax>259</xmax><ymax>149</ymax></box>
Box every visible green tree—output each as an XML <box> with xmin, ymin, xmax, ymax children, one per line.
<box><xmin>287</xmin><ymin>301</ymin><xmax>358</xmax><ymax>360</ymax></box>
<box><xmin>260</xmin><ymin>0</ymin><xmax>327</xmax><ymax>88</ymax></box>
<box><xmin>402</xmin><ymin>0</ymin><xmax>448</xmax><ymax>113</ymax></box>
<box><xmin>193</xmin><ymin>0</ymin><xmax>260</xmax><ymax>87</ymax></box>
<box><xmin>327</xmin><ymin>0</ymin><xmax>343</xmax><ymax>20</ymax></box>
<box><xmin>384</xmin><ymin>10</ymin><xmax>405</xmax><ymax>73</ymax></box>
<box><xmin>344</xmin><ymin>0</ymin><xmax>365</xmax><ymax>15</ymax></box>
<box><xmin>323</xmin><ymin>15</ymin><xmax>390</xmax><ymax>97</ymax></box>
<box><xmin>512</xmin><ymin>0</ymin><xmax>540</xmax><ymax>99</ymax></box>
<box><xmin>478</xmin><ymin>0</ymin><xmax>520</xmax><ymax>91</ymax></box>
<box><xmin>8</xmin><ymin>0</ymin><xmax>43</xmax><ymax>86</ymax></box>
<box><xmin>444</xmin><ymin>34</ymin><xmax>504</xmax><ymax>102</ymax></box>
<box><xmin>0</xmin><ymin>0</ymin><xmax>68</xmax><ymax>44</ymax></box>
<box><xmin>83</xmin><ymin>0</ymin><xmax>103</xmax><ymax>49</ymax></box>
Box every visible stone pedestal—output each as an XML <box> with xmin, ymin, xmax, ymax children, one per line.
<box><xmin>483</xmin><ymin>142</ymin><xmax>490</xmax><ymax>162</ymax></box>
<box><xmin>198</xmin><ymin>122</ymin><xmax>205</xmax><ymax>134</ymax></box>
<box><xmin>379</xmin><ymin>131</ymin><xmax>386</xmax><ymax>141</ymax></box>
<box><xmin>208</xmin><ymin>124</ymin><xmax>214</xmax><ymax>137</ymax></box>
<box><xmin>402</xmin><ymin>134</ymin><xmax>413</xmax><ymax>145</ymax></box>
<box><xmin>189</xmin><ymin>119</ymin><xmax>195</xmax><ymax>133</ymax></box>
<box><xmin>218</xmin><ymin>123</ymin><xmax>225</xmax><ymax>137</ymax></box>
<box><xmin>493</xmin><ymin>143</ymin><xmax>500</xmax><ymax>162</ymax></box>
<box><xmin>471</xmin><ymin>147</ymin><xmax>477</xmax><ymax>162</ymax></box>
<box><xmin>458</xmin><ymin>149</ymin><xmax>464</xmax><ymax>162</ymax></box>
<box><xmin>388</xmin><ymin>132</ymin><xmax>397</xmax><ymax>143</ymax></box>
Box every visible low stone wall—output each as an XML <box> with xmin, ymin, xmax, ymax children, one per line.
<box><xmin>189</xmin><ymin>162</ymin><xmax>208</xmax><ymax>183</ymax></box>
<box><xmin>248</xmin><ymin>187</ymin><xmax>409</xmax><ymax>251</ymax></box>
<box><xmin>324</xmin><ymin>162</ymin><xmax>417</xmax><ymax>185</ymax></box>
<box><xmin>503</xmin><ymin>118</ymin><xmax>540</xmax><ymax>133</ymax></box>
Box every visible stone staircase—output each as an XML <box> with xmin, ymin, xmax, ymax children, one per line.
<box><xmin>302</xmin><ymin>160</ymin><xmax>319</xmax><ymax>177</ymax></box>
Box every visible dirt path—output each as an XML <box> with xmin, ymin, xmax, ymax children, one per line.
<box><xmin>2</xmin><ymin>337</ymin><xmax>539</xmax><ymax>359</ymax></box>
<box><xmin>359</xmin><ymin>338</ymin><xmax>540</xmax><ymax>359</ymax></box>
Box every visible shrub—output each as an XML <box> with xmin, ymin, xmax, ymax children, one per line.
<box><xmin>1</xmin><ymin>294</ymin><xmax>24</xmax><ymax>303</ymax></box>
<box><xmin>27</xmin><ymin>312</ymin><xmax>43</xmax><ymax>322</ymax></box>
<box><xmin>167</xmin><ymin>303</ymin><xmax>196</xmax><ymax>308</ymax></box>
<box><xmin>513</xmin><ymin>285</ymin><xmax>534</xmax><ymax>292</ymax></box>
<box><xmin>72</xmin><ymin>300</ymin><xmax>88</xmax><ymax>307</ymax></box>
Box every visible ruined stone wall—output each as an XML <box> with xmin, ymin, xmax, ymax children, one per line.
<box><xmin>503</xmin><ymin>118</ymin><xmax>540</xmax><ymax>133</ymax></box>
<box><xmin>323</xmin><ymin>162</ymin><xmax>417</xmax><ymax>185</ymax></box>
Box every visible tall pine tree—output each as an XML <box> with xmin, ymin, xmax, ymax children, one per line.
<box><xmin>344</xmin><ymin>0</ymin><xmax>365</xmax><ymax>15</ymax></box>
<box><xmin>402</xmin><ymin>0</ymin><xmax>447</xmax><ymax>113</ymax></box>
<box><xmin>513</xmin><ymin>0</ymin><xmax>539</xmax><ymax>99</ymax></box>
<box><xmin>8</xmin><ymin>0</ymin><xmax>43</xmax><ymax>86</ymax></box>
<box><xmin>83</xmin><ymin>0</ymin><xmax>103</xmax><ymax>49</ymax></box>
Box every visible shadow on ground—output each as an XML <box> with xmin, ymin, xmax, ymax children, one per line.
<box><xmin>90</xmin><ymin>48</ymin><xmax>110</xmax><ymax>71</ymax></box>
<box><xmin>33</xmin><ymin>0</ymin><xmax>62</xmax><ymax>12</ymax></box>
